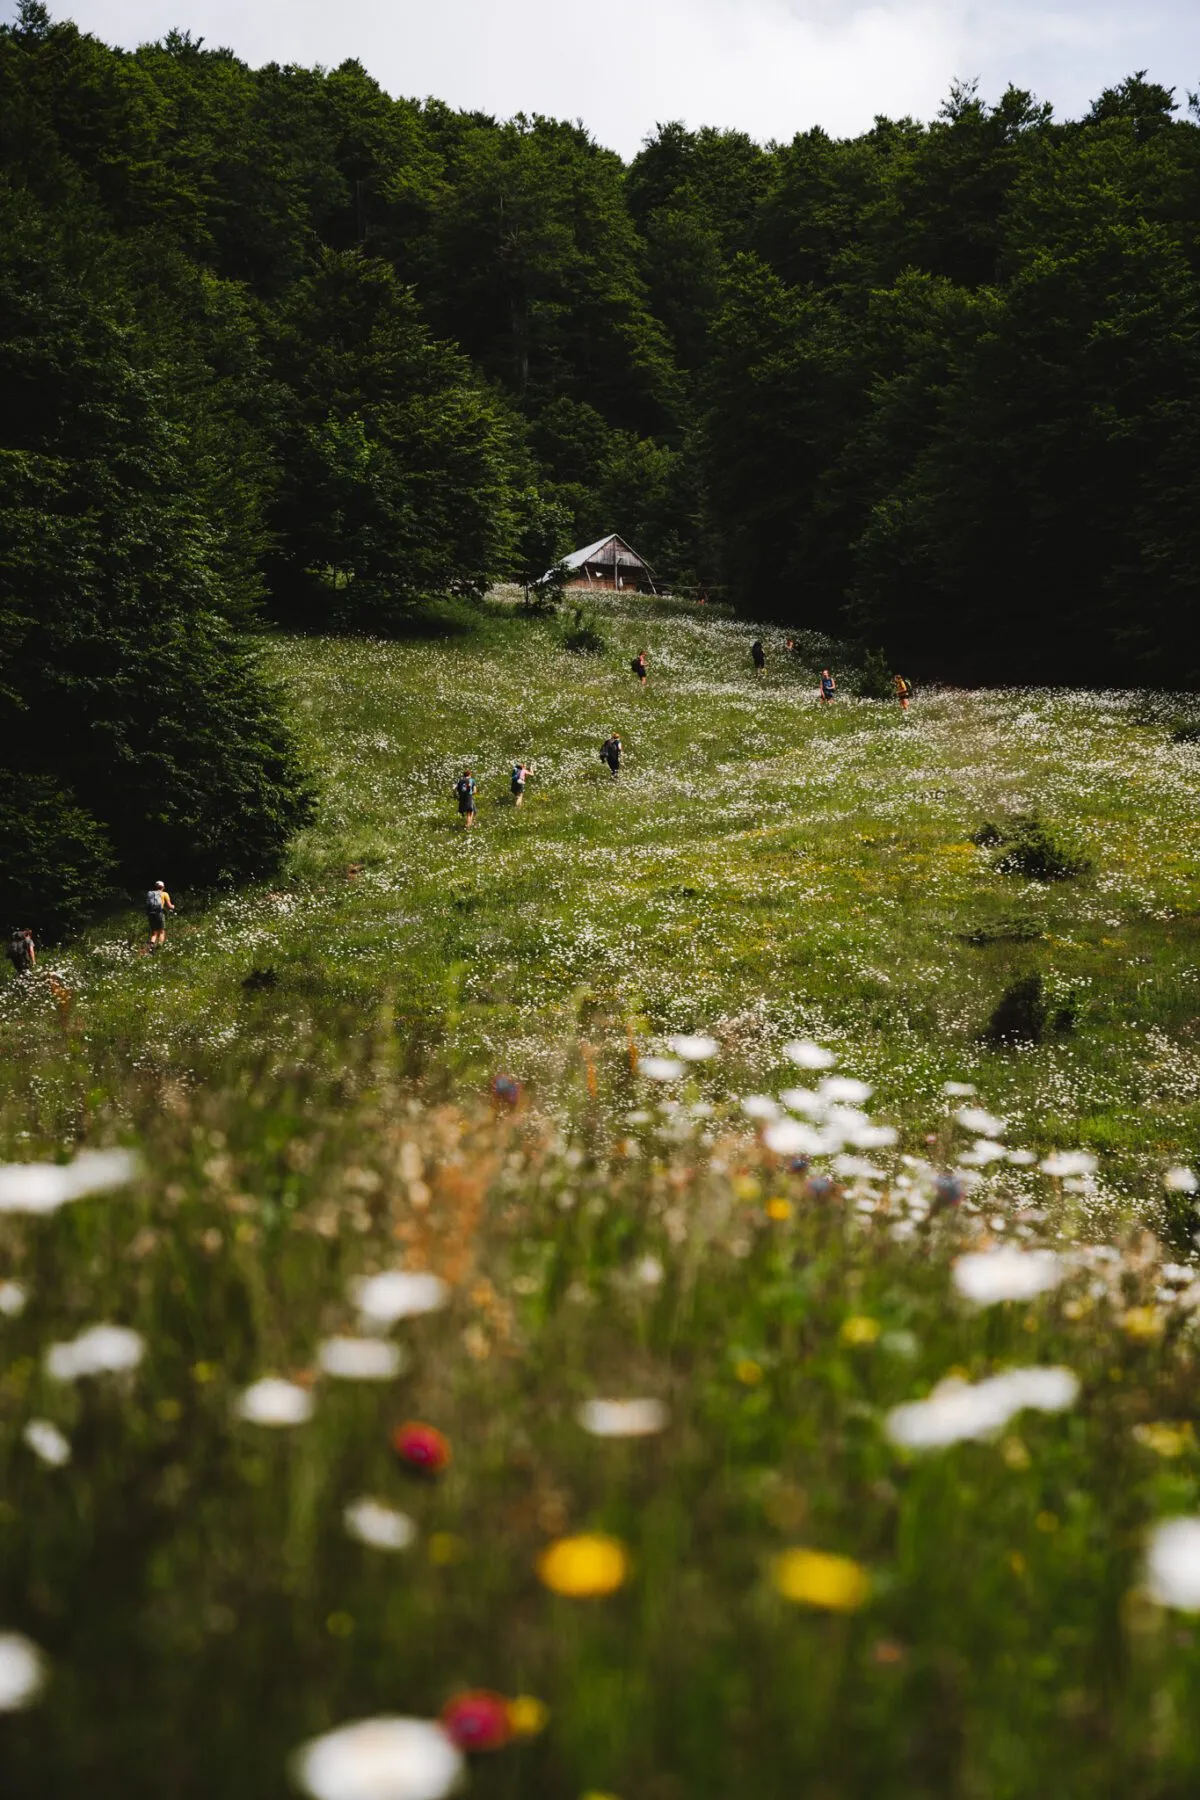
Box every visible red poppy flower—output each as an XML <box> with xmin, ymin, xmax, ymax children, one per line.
<box><xmin>439</xmin><ymin>1690</ymin><xmax>513</xmax><ymax>1752</ymax></box>
<box><xmin>391</xmin><ymin>1420</ymin><xmax>452</xmax><ymax>1476</ymax></box>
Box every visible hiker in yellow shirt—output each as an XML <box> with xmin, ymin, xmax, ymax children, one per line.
<box><xmin>146</xmin><ymin>881</ymin><xmax>175</xmax><ymax>950</ymax></box>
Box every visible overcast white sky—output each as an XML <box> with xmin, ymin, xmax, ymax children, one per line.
<box><xmin>13</xmin><ymin>0</ymin><xmax>1200</xmax><ymax>156</ymax></box>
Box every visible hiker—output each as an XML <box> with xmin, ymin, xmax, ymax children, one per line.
<box><xmin>511</xmin><ymin>760</ymin><xmax>531</xmax><ymax>807</ymax></box>
<box><xmin>146</xmin><ymin>881</ymin><xmax>175</xmax><ymax>950</ymax></box>
<box><xmin>600</xmin><ymin>733</ymin><xmax>622</xmax><ymax>778</ymax></box>
<box><xmin>751</xmin><ymin>640</ymin><xmax>766</xmax><ymax>678</ymax></box>
<box><xmin>894</xmin><ymin>673</ymin><xmax>912</xmax><ymax>713</ymax></box>
<box><xmin>7</xmin><ymin>928</ymin><xmax>34</xmax><ymax>974</ymax></box>
<box><xmin>454</xmin><ymin>768</ymin><xmax>478</xmax><ymax>829</ymax></box>
<box><xmin>630</xmin><ymin>651</ymin><xmax>647</xmax><ymax>687</ymax></box>
<box><xmin>820</xmin><ymin>668</ymin><xmax>837</xmax><ymax>703</ymax></box>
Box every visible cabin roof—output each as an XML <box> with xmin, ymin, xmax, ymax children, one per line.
<box><xmin>548</xmin><ymin>533</ymin><xmax>655</xmax><ymax>578</ymax></box>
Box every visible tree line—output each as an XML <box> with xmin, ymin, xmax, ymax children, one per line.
<box><xmin>2</xmin><ymin>0</ymin><xmax>1198</xmax><ymax>928</ymax></box>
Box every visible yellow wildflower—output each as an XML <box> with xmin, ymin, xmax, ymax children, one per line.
<box><xmin>1134</xmin><ymin>1421</ymin><xmax>1195</xmax><ymax>1458</ymax></box>
<box><xmin>537</xmin><ymin>1534</ymin><xmax>629</xmax><ymax>1598</ymax></box>
<box><xmin>735</xmin><ymin>1358</ymin><xmax>764</xmax><ymax>1385</ymax></box>
<box><xmin>839</xmin><ymin>1316</ymin><xmax>882</xmax><ymax>1347</ymax></box>
<box><xmin>1121</xmin><ymin>1307</ymin><xmax>1165</xmax><ymax>1341</ymax></box>
<box><xmin>765</xmin><ymin>1198</ymin><xmax>793</xmax><ymax>1222</ymax></box>
<box><xmin>507</xmin><ymin>1695</ymin><xmax>550</xmax><ymax>1738</ymax></box>
<box><xmin>772</xmin><ymin>1548</ymin><xmax>870</xmax><ymax>1612</ymax></box>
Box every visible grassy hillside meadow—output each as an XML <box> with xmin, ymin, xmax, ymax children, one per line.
<box><xmin>7</xmin><ymin>595</ymin><xmax>1200</xmax><ymax>1797</ymax></box>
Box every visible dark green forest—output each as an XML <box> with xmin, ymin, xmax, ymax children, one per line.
<box><xmin>3</xmin><ymin>0</ymin><xmax>1200</xmax><ymax>926</ymax></box>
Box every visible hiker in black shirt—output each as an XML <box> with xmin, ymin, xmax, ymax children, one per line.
<box><xmin>751</xmin><ymin>640</ymin><xmax>766</xmax><ymax>678</ymax></box>
<box><xmin>630</xmin><ymin>652</ymin><xmax>647</xmax><ymax>687</ymax></box>
<box><xmin>7</xmin><ymin>928</ymin><xmax>34</xmax><ymax>974</ymax></box>
<box><xmin>454</xmin><ymin>768</ymin><xmax>477</xmax><ymax>829</ymax></box>
<box><xmin>600</xmin><ymin>734</ymin><xmax>622</xmax><ymax>778</ymax></box>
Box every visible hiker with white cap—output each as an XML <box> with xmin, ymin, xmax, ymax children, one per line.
<box><xmin>145</xmin><ymin>881</ymin><xmax>175</xmax><ymax>950</ymax></box>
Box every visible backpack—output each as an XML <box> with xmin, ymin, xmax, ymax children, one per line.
<box><xmin>8</xmin><ymin>934</ymin><xmax>29</xmax><ymax>971</ymax></box>
<box><xmin>146</xmin><ymin>888</ymin><xmax>164</xmax><ymax>914</ymax></box>
<box><xmin>456</xmin><ymin>777</ymin><xmax>474</xmax><ymax>803</ymax></box>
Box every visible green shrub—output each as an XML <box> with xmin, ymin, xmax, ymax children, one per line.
<box><xmin>561</xmin><ymin>606</ymin><xmax>607</xmax><ymax>655</ymax></box>
<box><xmin>852</xmin><ymin>647</ymin><xmax>895</xmax><ymax>699</ymax></box>
<box><xmin>995</xmin><ymin>815</ymin><xmax>1092</xmax><ymax>881</ymax></box>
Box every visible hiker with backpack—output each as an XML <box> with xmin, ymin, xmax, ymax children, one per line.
<box><xmin>7</xmin><ymin>928</ymin><xmax>34</xmax><ymax>974</ymax></box>
<box><xmin>455</xmin><ymin>768</ymin><xmax>478</xmax><ymax>829</ymax></box>
<box><xmin>146</xmin><ymin>881</ymin><xmax>175</xmax><ymax>950</ymax></box>
<box><xmin>630</xmin><ymin>651</ymin><xmax>647</xmax><ymax>688</ymax></box>
<box><xmin>894</xmin><ymin>673</ymin><xmax>912</xmax><ymax>713</ymax></box>
<box><xmin>600</xmin><ymin>734</ymin><xmax>623</xmax><ymax>778</ymax></box>
<box><xmin>511</xmin><ymin>761</ymin><xmax>531</xmax><ymax>808</ymax></box>
<box><xmin>820</xmin><ymin>669</ymin><xmax>837</xmax><ymax>704</ymax></box>
<box><xmin>751</xmin><ymin>640</ymin><xmax>766</xmax><ymax>678</ymax></box>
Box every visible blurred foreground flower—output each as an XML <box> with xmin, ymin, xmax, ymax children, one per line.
<box><xmin>772</xmin><ymin>1548</ymin><xmax>869</xmax><ymax>1612</ymax></box>
<box><xmin>0</xmin><ymin>1280</ymin><xmax>26</xmax><ymax>1317</ymax></box>
<box><xmin>1121</xmin><ymin>1307</ymin><xmax>1164</xmax><ymax>1341</ymax></box>
<box><xmin>1040</xmin><ymin>1152</ymin><xmax>1098</xmax><ymax>1178</ymax></box>
<box><xmin>640</xmin><ymin>1056</ymin><xmax>684</xmax><ymax>1082</ymax></box>
<box><xmin>537</xmin><ymin>1534</ymin><xmax>629</xmax><ymax>1597</ymax></box>
<box><xmin>1145</xmin><ymin>1517</ymin><xmax>1200</xmax><ymax>1610</ymax></box>
<box><xmin>784</xmin><ymin>1040</ymin><xmax>836</xmax><ymax>1069</ymax></box>
<box><xmin>506</xmin><ymin>1695</ymin><xmax>549</xmax><ymax>1738</ymax></box>
<box><xmin>763</xmin><ymin>1118</ymin><xmax>824</xmax><ymax>1157</ymax></box>
<box><xmin>954</xmin><ymin>1107</ymin><xmax>1006</xmax><ymax>1138</ymax></box>
<box><xmin>1134</xmin><ymin>1422</ymin><xmax>1195</xmax><ymax>1459</ymax></box>
<box><xmin>319</xmin><ymin>1338</ymin><xmax>406</xmax><ymax>1381</ymax></box>
<box><xmin>353</xmin><ymin>1271</ymin><xmax>448</xmax><ymax>1329</ymax></box>
<box><xmin>292</xmin><ymin>1716</ymin><xmax>463</xmax><ymax>1800</ymax></box>
<box><xmin>344</xmin><ymin>1498</ymin><xmax>417</xmax><ymax>1552</ymax></box>
<box><xmin>392</xmin><ymin>1421</ymin><xmax>451</xmax><ymax>1477</ymax></box>
<box><xmin>886</xmin><ymin>1366</ymin><xmax>1078</xmax><ymax>1450</ymax></box>
<box><xmin>665</xmin><ymin>1033</ymin><xmax>718</xmax><ymax>1061</ymax></box>
<box><xmin>839</xmin><ymin>1316</ymin><xmax>881</xmax><ymax>1346</ymax></box>
<box><xmin>0</xmin><ymin>1147</ymin><xmax>140</xmax><ymax>1216</ymax></box>
<box><xmin>23</xmin><ymin>1419</ymin><xmax>70</xmax><ymax>1467</ymax></box>
<box><xmin>1165</xmin><ymin>1166</ymin><xmax>1198</xmax><ymax>1194</ymax></box>
<box><xmin>45</xmin><ymin>1324</ymin><xmax>144</xmax><ymax>1381</ymax></box>
<box><xmin>439</xmin><ymin>1690</ymin><xmax>512</xmax><ymax>1751</ymax></box>
<box><xmin>953</xmin><ymin>1247</ymin><xmax>1065</xmax><ymax>1305</ymax></box>
<box><xmin>577</xmin><ymin>1398</ymin><xmax>669</xmax><ymax>1438</ymax></box>
<box><xmin>235</xmin><ymin>1378</ymin><xmax>314</xmax><ymax>1426</ymax></box>
<box><xmin>0</xmin><ymin>1633</ymin><xmax>46</xmax><ymax>1710</ymax></box>
<box><xmin>490</xmin><ymin>1074</ymin><xmax>522</xmax><ymax>1110</ymax></box>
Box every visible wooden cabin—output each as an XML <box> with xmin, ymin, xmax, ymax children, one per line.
<box><xmin>546</xmin><ymin>533</ymin><xmax>656</xmax><ymax>594</ymax></box>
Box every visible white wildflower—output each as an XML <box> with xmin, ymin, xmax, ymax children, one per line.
<box><xmin>1145</xmin><ymin>1517</ymin><xmax>1200</xmax><ymax>1611</ymax></box>
<box><xmin>665</xmin><ymin>1034</ymin><xmax>718</xmax><ymax>1062</ymax></box>
<box><xmin>847</xmin><ymin>1124</ymin><xmax>898</xmax><ymax>1151</ymax></box>
<box><xmin>292</xmin><ymin>1716</ymin><xmax>464</xmax><ymax>1800</ymax></box>
<box><xmin>344</xmin><ymin>1499</ymin><xmax>417</xmax><ymax>1553</ymax></box>
<box><xmin>0</xmin><ymin>1281</ymin><xmax>26</xmax><ymax>1317</ymax></box>
<box><xmin>953</xmin><ymin>1247</ymin><xmax>1066</xmax><ymax>1304</ymax></box>
<box><xmin>633</xmin><ymin>1255</ymin><xmax>664</xmax><ymax>1287</ymax></box>
<box><xmin>23</xmin><ymin>1419</ymin><xmax>70</xmax><ymax>1467</ymax></box>
<box><xmin>640</xmin><ymin>1056</ymin><xmax>685</xmax><ymax>1082</ymax></box>
<box><xmin>318</xmin><ymin>1338</ymin><xmax>406</xmax><ymax>1381</ymax></box>
<box><xmin>783</xmin><ymin>1040</ymin><xmax>837</xmax><ymax>1070</ymax></box>
<box><xmin>763</xmin><ymin>1118</ymin><xmax>825</xmax><ymax>1157</ymax></box>
<box><xmin>885</xmin><ymin>1365</ymin><xmax>1078</xmax><ymax>1450</ymax></box>
<box><xmin>352</xmin><ymin>1271</ymin><xmax>448</xmax><ymax>1328</ymax></box>
<box><xmin>959</xmin><ymin>1139</ymin><xmax>1009</xmax><ymax>1167</ymax></box>
<box><xmin>45</xmin><ymin>1324</ymin><xmax>144</xmax><ymax>1381</ymax></box>
<box><xmin>741</xmin><ymin>1095</ymin><xmax>780</xmax><ymax>1121</ymax></box>
<box><xmin>779</xmin><ymin>1087</ymin><xmax>825</xmax><ymax>1116</ymax></box>
<box><xmin>0</xmin><ymin>1633</ymin><xmax>46</xmax><ymax>1711</ymax></box>
<box><xmin>833</xmin><ymin>1154</ymin><xmax>885</xmax><ymax>1180</ymax></box>
<box><xmin>1040</xmin><ymin>1151</ymin><xmax>1098</xmax><ymax>1178</ymax></box>
<box><xmin>0</xmin><ymin>1148</ymin><xmax>140</xmax><ymax>1216</ymax></box>
<box><xmin>578</xmin><ymin>1397</ymin><xmax>669</xmax><ymax>1438</ymax></box>
<box><xmin>1165</xmin><ymin>1167</ymin><xmax>1199</xmax><ymax>1194</ymax></box>
<box><xmin>954</xmin><ymin>1107</ymin><xmax>1007</xmax><ymax>1138</ymax></box>
<box><xmin>942</xmin><ymin>1081</ymin><xmax>977</xmax><ymax>1097</ymax></box>
<box><xmin>235</xmin><ymin>1378</ymin><xmax>314</xmax><ymax>1427</ymax></box>
<box><xmin>818</xmin><ymin>1076</ymin><xmax>874</xmax><ymax>1106</ymax></box>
